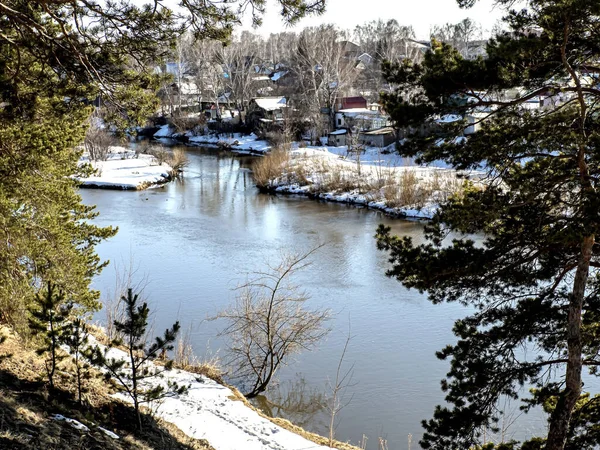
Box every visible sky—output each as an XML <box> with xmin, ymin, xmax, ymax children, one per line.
<box><xmin>240</xmin><ymin>0</ymin><xmax>506</xmax><ymax>40</ymax></box>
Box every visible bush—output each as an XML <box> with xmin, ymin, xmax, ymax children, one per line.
<box><xmin>168</xmin><ymin>148</ymin><xmax>189</xmax><ymax>174</ymax></box>
<box><xmin>170</xmin><ymin>114</ymin><xmax>203</xmax><ymax>133</ymax></box>
<box><xmin>264</xmin><ymin>130</ymin><xmax>292</xmax><ymax>148</ymax></box>
<box><xmin>148</xmin><ymin>145</ymin><xmax>170</xmax><ymax>165</ymax></box>
<box><xmin>84</xmin><ymin>126</ymin><xmax>115</xmax><ymax>161</ymax></box>
<box><xmin>381</xmin><ymin>169</ymin><xmax>422</xmax><ymax>208</ymax></box>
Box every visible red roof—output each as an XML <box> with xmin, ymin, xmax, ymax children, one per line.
<box><xmin>341</xmin><ymin>96</ymin><xmax>367</xmax><ymax>110</ymax></box>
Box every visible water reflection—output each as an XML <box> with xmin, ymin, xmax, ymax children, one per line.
<box><xmin>253</xmin><ymin>374</ymin><xmax>328</xmax><ymax>431</ymax></box>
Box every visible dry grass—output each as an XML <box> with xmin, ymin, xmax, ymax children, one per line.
<box><xmin>148</xmin><ymin>146</ymin><xmax>170</xmax><ymax>165</ymax></box>
<box><xmin>322</xmin><ymin>164</ymin><xmax>359</xmax><ymax>192</ymax></box>
<box><xmin>173</xmin><ymin>327</ymin><xmax>222</xmax><ymax>383</ymax></box>
<box><xmin>252</xmin><ymin>147</ymin><xmax>291</xmax><ymax>188</ymax></box>
<box><xmin>283</xmin><ymin>153</ymin><xmax>466</xmax><ymax>211</ymax></box>
<box><xmin>270</xmin><ymin>417</ymin><xmax>362</xmax><ymax>450</ymax></box>
<box><xmin>0</xmin><ymin>325</ymin><xmax>213</xmax><ymax>450</ymax></box>
<box><xmin>381</xmin><ymin>169</ymin><xmax>422</xmax><ymax>208</ymax></box>
<box><xmin>168</xmin><ymin>148</ymin><xmax>189</xmax><ymax>175</ymax></box>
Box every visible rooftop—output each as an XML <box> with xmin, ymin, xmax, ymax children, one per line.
<box><xmin>253</xmin><ymin>97</ymin><xmax>287</xmax><ymax>111</ymax></box>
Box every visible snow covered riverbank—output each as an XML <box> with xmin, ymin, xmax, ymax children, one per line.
<box><xmin>149</xmin><ymin>126</ymin><xmax>479</xmax><ymax>219</ymax></box>
<box><xmin>91</xmin><ymin>337</ymin><xmax>338</xmax><ymax>450</ymax></box>
<box><xmin>260</xmin><ymin>147</ymin><xmax>480</xmax><ymax>220</ymax></box>
<box><xmin>77</xmin><ymin>147</ymin><xmax>173</xmax><ymax>190</ymax></box>
<box><xmin>154</xmin><ymin>125</ymin><xmax>271</xmax><ymax>155</ymax></box>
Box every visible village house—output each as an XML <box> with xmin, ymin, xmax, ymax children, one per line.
<box><xmin>246</xmin><ymin>96</ymin><xmax>288</xmax><ymax>130</ymax></box>
<box><xmin>339</xmin><ymin>41</ymin><xmax>362</xmax><ymax>60</ymax></box>
<box><xmin>333</xmin><ymin>96</ymin><xmax>389</xmax><ymax>131</ymax></box>
<box><xmin>327</xmin><ymin>129</ymin><xmax>348</xmax><ymax>147</ymax></box>
<box><xmin>359</xmin><ymin>127</ymin><xmax>396</xmax><ymax>147</ymax></box>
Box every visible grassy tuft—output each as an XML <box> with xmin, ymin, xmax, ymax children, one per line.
<box><xmin>252</xmin><ymin>147</ymin><xmax>290</xmax><ymax>188</ymax></box>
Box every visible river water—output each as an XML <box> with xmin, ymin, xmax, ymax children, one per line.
<box><xmin>79</xmin><ymin>146</ymin><xmax>515</xmax><ymax>449</ymax></box>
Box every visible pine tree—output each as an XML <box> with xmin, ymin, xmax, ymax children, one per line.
<box><xmin>377</xmin><ymin>1</ymin><xmax>600</xmax><ymax>449</ymax></box>
<box><xmin>91</xmin><ymin>289</ymin><xmax>185</xmax><ymax>431</ymax></box>
<box><xmin>0</xmin><ymin>0</ymin><xmax>326</xmax><ymax>332</ymax></box>
<box><xmin>28</xmin><ymin>282</ymin><xmax>72</xmax><ymax>391</ymax></box>
<box><xmin>62</xmin><ymin>317</ymin><xmax>93</xmax><ymax>405</ymax></box>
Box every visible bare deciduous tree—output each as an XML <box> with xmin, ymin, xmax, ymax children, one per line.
<box><xmin>84</xmin><ymin>124</ymin><xmax>115</xmax><ymax>162</ymax></box>
<box><xmin>290</xmin><ymin>25</ymin><xmax>358</xmax><ymax>141</ymax></box>
<box><xmin>431</xmin><ymin>18</ymin><xmax>482</xmax><ymax>59</ymax></box>
<box><xmin>326</xmin><ymin>326</ymin><xmax>355</xmax><ymax>447</ymax></box>
<box><xmin>217</xmin><ymin>247</ymin><xmax>330</xmax><ymax>398</ymax></box>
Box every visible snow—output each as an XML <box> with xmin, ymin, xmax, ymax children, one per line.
<box><xmin>436</xmin><ymin>114</ymin><xmax>462</xmax><ymax>123</ymax></box>
<box><xmin>271</xmin><ymin>71</ymin><xmax>288</xmax><ymax>82</ymax></box>
<box><xmin>265</xmin><ymin>144</ymin><xmax>481</xmax><ymax>220</ymax></box>
<box><xmin>254</xmin><ymin>97</ymin><xmax>287</xmax><ymax>111</ymax></box>
<box><xmin>77</xmin><ymin>147</ymin><xmax>172</xmax><ymax>190</ymax></box>
<box><xmin>154</xmin><ymin>124</ymin><xmax>175</xmax><ymax>138</ymax></box>
<box><xmin>53</xmin><ymin>414</ymin><xmax>90</xmax><ymax>432</ymax></box>
<box><xmin>188</xmin><ymin>133</ymin><xmax>271</xmax><ymax>154</ymax></box>
<box><xmin>329</xmin><ymin>129</ymin><xmax>347</xmax><ymax>135</ymax></box>
<box><xmin>338</xmin><ymin>108</ymin><xmax>377</xmax><ymax>115</ymax></box>
<box><xmin>87</xmin><ymin>337</ymin><xmax>330</xmax><ymax>450</ymax></box>
<box><xmin>98</xmin><ymin>426</ymin><xmax>120</xmax><ymax>439</ymax></box>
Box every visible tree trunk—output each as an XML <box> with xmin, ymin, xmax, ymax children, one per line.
<box><xmin>546</xmin><ymin>234</ymin><xmax>594</xmax><ymax>450</ymax></box>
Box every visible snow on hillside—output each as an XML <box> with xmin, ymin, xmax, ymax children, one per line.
<box><xmin>90</xmin><ymin>338</ymin><xmax>331</xmax><ymax>450</ymax></box>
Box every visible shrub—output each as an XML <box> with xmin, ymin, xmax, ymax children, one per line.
<box><xmin>168</xmin><ymin>148</ymin><xmax>189</xmax><ymax>175</ymax></box>
<box><xmin>84</xmin><ymin>126</ymin><xmax>115</xmax><ymax>161</ymax></box>
<box><xmin>148</xmin><ymin>145</ymin><xmax>170</xmax><ymax>165</ymax></box>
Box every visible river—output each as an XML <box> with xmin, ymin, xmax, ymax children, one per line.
<box><xmin>79</xmin><ymin>145</ymin><xmax>519</xmax><ymax>449</ymax></box>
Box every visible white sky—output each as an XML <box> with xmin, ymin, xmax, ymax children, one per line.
<box><xmin>241</xmin><ymin>0</ymin><xmax>506</xmax><ymax>40</ymax></box>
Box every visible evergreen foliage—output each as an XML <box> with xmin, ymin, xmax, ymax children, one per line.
<box><xmin>0</xmin><ymin>0</ymin><xmax>325</xmax><ymax>330</ymax></box>
<box><xmin>62</xmin><ymin>317</ymin><xmax>94</xmax><ymax>405</ymax></box>
<box><xmin>28</xmin><ymin>282</ymin><xmax>72</xmax><ymax>391</ymax></box>
<box><xmin>0</xmin><ymin>333</ymin><xmax>10</xmax><ymax>363</ymax></box>
<box><xmin>91</xmin><ymin>288</ymin><xmax>185</xmax><ymax>431</ymax></box>
<box><xmin>377</xmin><ymin>1</ymin><xmax>600</xmax><ymax>449</ymax></box>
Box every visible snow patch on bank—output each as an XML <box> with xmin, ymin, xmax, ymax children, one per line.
<box><xmin>273</xmin><ymin>184</ymin><xmax>440</xmax><ymax>219</ymax></box>
<box><xmin>265</xmin><ymin>147</ymin><xmax>480</xmax><ymax>220</ymax></box>
<box><xmin>154</xmin><ymin>124</ymin><xmax>176</xmax><ymax>138</ymax></box>
<box><xmin>187</xmin><ymin>133</ymin><xmax>271</xmax><ymax>154</ymax></box>
<box><xmin>77</xmin><ymin>147</ymin><xmax>172</xmax><ymax>190</ymax></box>
<box><xmin>91</xmin><ymin>338</ymin><xmax>329</xmax><ymax>450</ymax></box>
<box><xmin>53</xmin><ymin>414</ymin><xmax>90</xmax><ymax>432</ymax></box>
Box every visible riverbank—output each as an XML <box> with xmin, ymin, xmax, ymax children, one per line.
<box><xmin>256</xmin><ymin>147</ymin><xmax>476</xmax><ymax>220</ymax></box>
<box><xmin>0</xmin><ymin>325</ymin><xmax>213</xmax><ymax>450</ymax></box>
<box><xmin>77</xmin><ymin>147</ymin><xmax>173</xmax><ymax>190</ymax></box>
<box><xmin>0</xmin><ymin>322</ymin><xmax>360</xmax><ymax>450</ymax></box>
<box><xmin>89</xmin><ymin>330</ymin><xmax>359</xmax><ymax>450</ymax></box>
<box><xmin>154</xmin><ymin>125</ymin><xmax>271</xmax><ymax>155</ymax></box>
<box><xmin>152</xmin><ymin>126</ymin><xmax>473</xmax><ymax>219</ymax></box>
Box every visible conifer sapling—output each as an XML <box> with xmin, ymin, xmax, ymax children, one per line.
<box><xmin>62</xmin><ymin>317</ymin><xmax>94</xmax><ymax>405</ymax></box>
<box><xmin>28</xmin><ymin>282</ymin><xmax>72</xmax><ymax>391</ymax></box>
<box><xmin>91</xmin><ymin>288</ymin><xmax>186</xmax><ymax>431</ymax></box>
